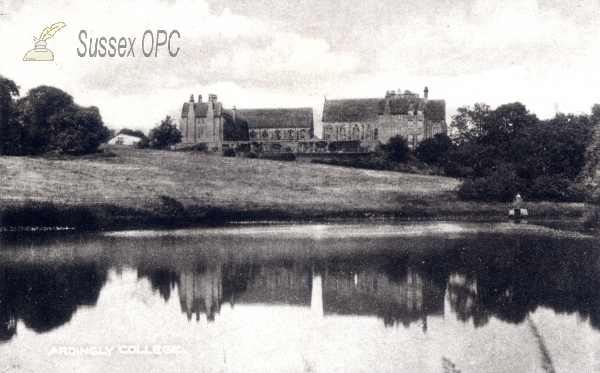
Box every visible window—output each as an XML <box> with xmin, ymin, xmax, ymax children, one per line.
<box><xmin>352</xmin><ymin>124</ymin><xmax>361</xmax><ymax>140</ymax></box>
<box><xmin>432</xmin><ymin>124</ymin><xmax>442</xmax><ymax>135</ymax></box>
<box><xmin>250</xmin><ymin>130</ymin><xmax>257</xmax><ymax>139</ymax></box>
<box><xmin>274</xmin><ymin>130</ymin><xmax>281</xmax><ymax>140</ymax></box>
<box><xmin>288</xmin><ymin>130</ymin><xmax>294</xmax><ymax>140</ymax></box>
<box><xmin>262</xmin><ymin>130</ymin><xmax>269</xmax><ymax>139</ymax></box>
<box><xmin>299</xmin><ymin>129</ymin><xmax>306</xmax><ymax>140</ymax></box>
<box><xmin>374</xmin><ymin>128</ymin><xmax>379</xmax><ymax>140</ymax></box>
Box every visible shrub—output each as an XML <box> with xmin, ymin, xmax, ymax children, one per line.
<box><xmin>415</xmin><ymin>134</ymin><xmax>453</xmax><ymax>165</ymax></box>
<box><xmin>148</xmin><ymin>116</ymin><xmax>182</xmax><ymax>149</ymax></box>
<box><xmin>223</xmin><ymin>148</ymin><xmax>236</xmax><ymax>157</ymax></box>
<box><xmin>385</xmin><ymin>135</ymin><xmax>411</xmax><ymax>162</ymax></box>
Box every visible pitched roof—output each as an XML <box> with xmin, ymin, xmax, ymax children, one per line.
<box><xmin>323</xmin><ymin>99</ymin><xmax>382</xmax><ymax>122</ymax></box>
<box><xmin>424</xmin><ymin>100</ymin><xmax>446</xmax><ymax>121</ymax></box>
<box><xmin>323</xmin><ymin>97</ymin><xmax>445</xmax><ymax>122</ymax></box>
<box><xmin>181</xmin><ymin>102</ymin><xmax>222</xmax><ymax>118</ymax></box>
<box><xmin>236</xmin><ymin>108</ymin><xmax>314</xmax><ymax>129</ymax></box>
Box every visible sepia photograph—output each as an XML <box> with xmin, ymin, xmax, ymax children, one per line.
<box><xmin>0</xmin><ymin>0</ymin><xmax>599</xmax><ymax>372</ymax></box>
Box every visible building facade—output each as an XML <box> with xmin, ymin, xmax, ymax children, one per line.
<box><xmin>179</xmin><ymin>94</ymin><xmax>249</xmax><ymax>144</ymax></box>
<box><xmin>322</xmin><ymin>87</ymin><xmax>447</xmax><ymax>148</ymax></box>
<box><xmin>179</xmin><ymin>95</ymin><xmax>313</xmax><ymax>145</ymax></box>
<box><xmin>236</xmin><ymin>108</ymin><xmax>314</xmax><ymax>142</ymax></box>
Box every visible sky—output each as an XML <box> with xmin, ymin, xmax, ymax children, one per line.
<box><xmin>1</xmin><ymin>0</ymin><xmax>600</xmax><ymax>136</ymax></box>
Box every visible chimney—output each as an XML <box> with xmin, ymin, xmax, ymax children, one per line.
<box><xmin>198</xmin><ymin>94</ymin><xmax>202</xmax><ymax>102</ymax></box>
<box><xmin>189</xmin><ymin>94</ymin><xmax>194</xmax><ymax>102</ymax></box>
<box><xmin>424</xmin><ymin>86</ymin><xmax>429</xmax><ymax>99</ymax></box>
<box><xmin>209</xmin><ymin>94</ymin><xmax>218</xmax><ymax>103</ymax></box>
<box><xmin>233</xmin><ymin>105</ymin><xmax>236</xmax><ymax>122</ymax></box>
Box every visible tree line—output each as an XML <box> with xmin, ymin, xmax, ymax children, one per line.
<box><xmin>394</xmin><ymin>102</ymin><xmax>599</xmax><ymax>202</ymax></box>
<box><xmin>0</xmin><ymin>75</ymin><xmax>183</xmax><ymax>156</ymax></box>
<box><xmin>0</xmin><ymin>75</ymin><xmax>112</xmax><ymax>155</ymax></box>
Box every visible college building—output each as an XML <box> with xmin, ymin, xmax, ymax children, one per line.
<box><xmin>322</xmin><ymin>87</ymin><xmax>447</xmax><ymax>148</ymax></box>
<box><xmin>179</xmin><ymin>87</ymin><xmax>446</xmax><ymax>152</ymax></box>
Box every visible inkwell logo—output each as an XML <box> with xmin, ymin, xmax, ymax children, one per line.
<box><xmin>23</xmin><ymin>22</ymin><xmax>66</xmax><ymax>61</ymax></box>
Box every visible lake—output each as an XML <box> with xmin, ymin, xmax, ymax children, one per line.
<box><xmin>0</xmin><ymin>222</ymin><xmax>598</xmax><ymax>373</ymax></box>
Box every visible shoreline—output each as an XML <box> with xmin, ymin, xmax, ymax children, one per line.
<box><xmin>0</xmin><ymin>199</ymin><xmax>589</xmax><ymax>233</ymax></box>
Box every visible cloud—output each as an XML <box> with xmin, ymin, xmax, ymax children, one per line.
<box><xmin>2</xmin><ymin>0</ymin><xmax>600</xmax><ymax>133</ymax></box>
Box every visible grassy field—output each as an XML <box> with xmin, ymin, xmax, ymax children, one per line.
<box><xmin>0</xmin><ymin>146</ymin><xmax>587</xmax><ymax>230</ymax></box>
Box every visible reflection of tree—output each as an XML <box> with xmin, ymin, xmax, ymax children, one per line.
<box><xmin>0</xmin><ymin>263</ymin><xmax>107</xmax><ymax>341</ymax></box>
<box><xmin>137</xmin><ymin>267</ymin><xmax>179</xmax><ymax>302</ymax></box>
<box><xmin>445</xmin><ymin>235</ymin><xmax>600</xmax><ymax>329</ymax></box>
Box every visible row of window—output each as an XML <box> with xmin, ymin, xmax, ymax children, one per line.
<box><xmin>249</xmin><ymin>129</ymin><xmax>309</xmax><ymax>141</ymax></box>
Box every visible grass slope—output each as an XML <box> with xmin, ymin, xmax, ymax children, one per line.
<box><xmin>0</xmin><ymin>146</ymin><xmax>586</xmax><ymax>230</ymax></box>
<box><xmin>0</xmin><ymin>146</ymin><xmax>459</xmax><ymax>210</ymax></box>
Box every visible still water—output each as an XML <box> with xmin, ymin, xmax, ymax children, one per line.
<box><xmin>0</xmin><ymin>222</ymin><xmax>598</xmax><ymax>373</ymax></box>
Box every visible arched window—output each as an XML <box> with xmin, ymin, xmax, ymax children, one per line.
<box><xmin>274</xmin><ymin>130</ymin><xmax>281</xmax><ymax>140</ymax></box>
<box><xmin>299</xmin><ymin>129</ymin><xmax>306</xmax><ymax>140</ymax></box>
<box><xmin>288</xmin><ymin>130</ymin><xmax>294</xmax><ymax>140</ymax></box>
<box><xmin>250</xmin><ymin>130</ymin><xmax>257</xmax><ymax>139</ymax></box>
<box><xmin>262</xmin><ymin>130</ymin><xmax>269</xmax><ymax>139</ymax></box>
<box><xmin>352</xmin><ymin>124</ymin><xmax>361</xmax><ymax>140</ymax></box>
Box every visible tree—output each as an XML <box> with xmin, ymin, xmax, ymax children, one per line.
<box><xmin>384</xmin><ymin>135</ymin><xmax>411</xmax><ymax>162</ymax></box>
<box><xmin>148</xmin><ymin>116</ymin><xmax>182</xmax><ymax>149</ymax></box>
<box><xmin>0</xmin><ymin>75</ymin><xmax>20</xmax><ymax>155</ymax></box>
<box><xmin>51</xmin><ymin>106</ymin><xmax>107</xmax><ymax>155</ymax></box>
<box><xmin>117</xmin><ymin>128</ymin><xmax>147</xmax><ymax>139</ymax></box>
<box><xmin>12</xmin><ymin>85</ymin><xmax>111</xmax><ymax>155</ymax></box>
<box><xmin>449</xmin><ymin>101</ymin><xmax>593</xmax><ymax>202</ymax></box>
<box><xmin>100</xmin><ymin>127</ymin><xmax>116</xmax><ymax>144</ymax></box>
<box><xmin>415</xmin><ymin>133</ymin><xmax>453</xmax><ymax>165</ymax></box>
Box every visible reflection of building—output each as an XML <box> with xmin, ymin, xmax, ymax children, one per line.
<box><xmin>322</xmin><ymin>269</ymin><xmax>444</xmax><ymax>328</ymax></box>
<box><xmin>322</xmin><ymin>87</ymin><xmax>446</xmax><ymax>148</ymax></box>
<box><xmin>177</xmin><ymin>267</ymin><xmax>222</xmax><ymax>321</ymax></box>
<box><xmin>234</xmin><ymin>265</ymin><xmax>311</xmax><ymax>306</ymax></box>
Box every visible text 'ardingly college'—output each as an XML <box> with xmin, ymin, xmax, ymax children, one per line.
<box><xmin>77</xmin><ymin>30</ymin><xmax>180</xmax><ymax>57</ymax></box>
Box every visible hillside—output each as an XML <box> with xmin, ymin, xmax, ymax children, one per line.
<box><xmin>0</xmin><ymin>146</ymin><xmax>458</xmax><ymax>211</ymax></box>
<box><xmin>0</xmin><ymin>146</ymin><xmax>586</xmax><ymax>230</ymax></box>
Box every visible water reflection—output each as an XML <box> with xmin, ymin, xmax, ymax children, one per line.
<box><xmin>0</xmin><ymin>226</ymin><xmax>598</xmax><ymax>341</ymax></box>
<box><xmin>0</xmin><ymin>263</ymin><xmax>107</xmax><ymax>342</ymax></box>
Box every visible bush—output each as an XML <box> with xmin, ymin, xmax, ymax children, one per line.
<box><xmin>262</xmin><ymin>153</ymin><xmax>296</xmax><ymax>161</ymax></box>
<box><xmin>195</xmin><ymin>143</ymin><xmax>208</xmax><ymax>151</ymax></box>
<box><xmin>458</xmin><ymin>168</ymin><xmax>524</xmax><ymax>202</ymax></box>
<box><xmin>223</xmin><ymin>148</ymin><xmax>236</xmax><ymax>157</ymax></box>
<box><xmin>148</xmin><ymin>116</ymin><xmax>182</xmax><ymax>149</ymax></box>
<box><xmin>415</xmin><ymin>134</ymin><xmax>453</xmax><ymax>165</ymax></box>
<box><xmin>385</xmin><ymin>135</ymin><xmax>411</xmax><ymax>162</ymax></box>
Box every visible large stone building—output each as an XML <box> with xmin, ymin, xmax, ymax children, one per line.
<box><xmin>236</xmin><ymin>108</ymin><xmax>314</xmax><ymax>142</ymax></box>
<box><xmin>179</xmin><ymin>94</ymin><xmax>313</xmax><ymax>145</ymax></box>
<box><xmin>180</xmin><ymin>94</ymin><xmax>249</xmax><ymax>144</ymax></box>
<box><xmin>322</xmin><ymin>87</ymin><xmax>447</xmax><ymax>148</ymax></box>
